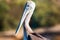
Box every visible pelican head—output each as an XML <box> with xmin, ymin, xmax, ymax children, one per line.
<box><xmin>15</xmin><ymin>0</ymin><xmax>36</xmax><ymax>35</ymax></box>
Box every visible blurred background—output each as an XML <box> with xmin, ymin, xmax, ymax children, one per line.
<box><xmin>0</xmin><ymin>0</ymin><xmax>60</xmax><ymax>40</ymax></box>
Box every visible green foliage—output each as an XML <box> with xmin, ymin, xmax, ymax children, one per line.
<box><xmin>30</xmin><ymin>0</ymin><xmax>60</xmax><ymax>28</ymax></box>
<box><xmin>0</xmin><ymin>1</ymin><xmax>10</xmax><ymax>13</ymax></box>
<box><xmin>0</xmin><ymin>0</ymin><xmax>60</xmax><ymax>31</ymax></box>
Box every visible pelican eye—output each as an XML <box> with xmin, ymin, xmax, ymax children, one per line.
<box><xmin>27</xmin><ymin>5</ymin><xmax>29</xmax><ymax>7</ymax></box>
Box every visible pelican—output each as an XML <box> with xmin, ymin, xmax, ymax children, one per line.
<box><xmin>15</xmin><ymin>0</ymin><xmax>35</xmax><ymax>34</ymax></box>
<box><xmin>15</xmin><ymin>0</ymin><xmax>48</xmax><ymax>40</ymax></box>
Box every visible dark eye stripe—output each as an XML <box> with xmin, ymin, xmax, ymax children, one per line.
<box><xmin>27</xmin><ymin>5</ymin><xmax>29</xmax><ymax>7</ymax></box>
